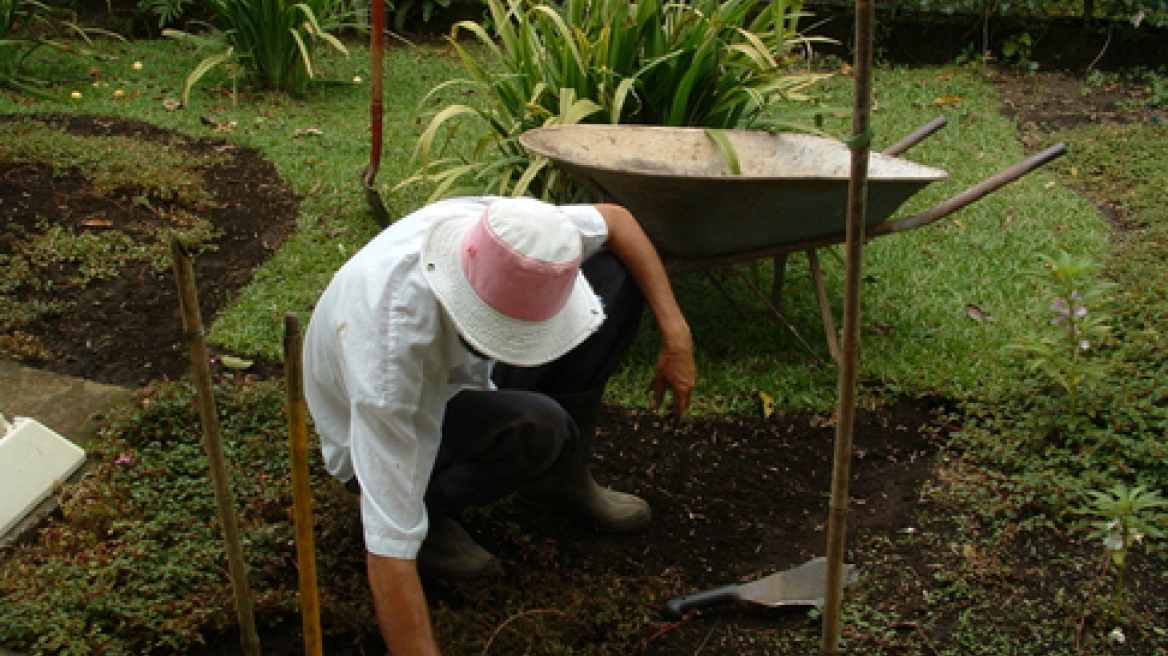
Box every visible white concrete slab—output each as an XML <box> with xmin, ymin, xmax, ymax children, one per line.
<box><xmin>0</xmin><ymin>415</ymin><xmax>87</xmax><ymax>537</ymax></box>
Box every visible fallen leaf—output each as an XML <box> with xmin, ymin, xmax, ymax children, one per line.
<box><xmin>293</xmin><ymin>127</ymin><xmax>324</xmax><ymax>138</ymax></box>
<box><xmin>162</xmin><ymin>98</ymin><xmax>182</xmax><ymax>111</ymax></box>
<box><xmin>81</xmin><ymin>218</ymin><xmax>113</xmax><ymax>228</ymax></box>
<box><xmin>965</xmin><ymin>304</ymin><xmax>994</xmax><ymax>322</ymax></box>
<box><xmin>220</xmin><ymin>355</ymin><xmax>254</xmax><ymax>371</ymax></box>
<box><xmin>756</xmin><ymin>390</ymin><xmax>775</xmax><ymax>420</ymax></box>
<box><xmin>934</xmin><ymin>95</ymin><xmax>965</xmax><ymax>106</ymax></box>
<box><xmin>200</xmin><ymin>116</ymin><xmax>237</xmax><ymax>131</ymax></box>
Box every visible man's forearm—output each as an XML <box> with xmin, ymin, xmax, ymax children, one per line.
<box><xmin>594</xmin><ymin>204</ymin><xmax>692</xmax><ymax>351</ymax></box>
<box><xmin>367</xmin><ymin>553</ymin><xmax>442</xmax><ymax>656</ymax></box>
<box><xmin>594</xmin><ymin>203</ymin><xmax>696</xmax><ymax>416</ymax></box>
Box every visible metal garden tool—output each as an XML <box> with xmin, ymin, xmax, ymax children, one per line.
<box><xmin>665</xmin><ymin>557</ymin><xmax>857</xmax><ymax>617</ymax></box>
<box><xmin>362</xmin><ymin>0</ymin><xmax>391</xmax><ymax>227</ymax></box>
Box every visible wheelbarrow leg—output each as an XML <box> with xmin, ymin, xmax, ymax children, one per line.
<box><xmin>701</xmin><ymin>269</ymin><xmax>752</xmax><ymax>322</ymax></box>
<box><xmin>806</xmin><ymin>249</ymin><xmax>840</xmax><ymax>362</ymax></box>
<box><xmin>770</xmin><ymin>253</ymin><xmax>789</xmax><ymax>312</ymax></box>
<box><xmin>732</xmin><ymin>266</ymin><xmax>829</xmax><ymax>366</ymax></box>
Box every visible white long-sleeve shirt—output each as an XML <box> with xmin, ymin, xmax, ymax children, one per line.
<box><xmin>302</xmin><ymin>197</ymin><xmax>607</xmax><ymax>558</ymax></box>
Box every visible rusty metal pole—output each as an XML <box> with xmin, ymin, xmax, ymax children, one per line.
<box><xmin>283</xmin><ymin>313</ymin><xmax>323</xmax><ymax>656</ymax></box>
<box><xmin>170</xmin><ymin>238</ymin><xmax>262</xmax><ymax>656</ymax></box>
<box><xmin>819</xmin><ymin>0</ymin><xmax>875</xmax><ymax>651</ymax></box>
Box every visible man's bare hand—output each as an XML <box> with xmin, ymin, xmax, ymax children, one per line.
<box><xmin>653</xmin><ymin>345</ymin><xmax>696</xmax><ymax>419</ymax></box>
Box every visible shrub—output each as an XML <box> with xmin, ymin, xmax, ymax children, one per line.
<box><xmin>163</xmin><ymin>0</ymin><xmax>352</xmax><ymax>103</ymax></box>
<box><xmin>404</xmin><ymin>0</ymin><xmax>832</xmax><ymax>202</ymax></box>
<box><xmin>0</xmin><ymin>0</ymin><xmax>121</xmax><ymax>94</ymax></box>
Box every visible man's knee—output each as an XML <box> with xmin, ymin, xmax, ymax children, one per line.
<box><xmin>503</xmin><ymin>393</ymin><xmax>573</xmax><ymax>473</ymax></box>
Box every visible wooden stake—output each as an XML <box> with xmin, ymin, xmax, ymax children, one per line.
<box><xmin>283</xmin><ymin>313</ymin><xmax>323</xmax><ymax>656</ymax></box>
<box><xmin>819</xmin><ymin>0</ymin><xmax>875</xmax><ymax>651</ymax></box>
<box><xmin>170</xmin><ymin>238</ymin><xmax>262</xmax><ymax>656</ymax></box>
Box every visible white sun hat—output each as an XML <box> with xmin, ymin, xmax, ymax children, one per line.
<box><xmin>421</xmin><ymin>198</ymin><xmax>605</xmax><ymax>367</ymax></box>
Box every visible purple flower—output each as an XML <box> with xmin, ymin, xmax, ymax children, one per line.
<box><xmin>115</xmin><ymin>455</ymin><xmax>133</xmax><ymax>465</ymax></box>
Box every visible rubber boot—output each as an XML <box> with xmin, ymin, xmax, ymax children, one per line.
<box><xmin>416</xmin><ymin>517</ymin><xmax>502</xmax><ymax>581</ymax></box>
<box><xmin>347</xmin><ymin>478</ymin><xmax>501</xmax><ymax>580</ymax></box>
<box><xmin>519</xmin><ymin>391</ymin><xmax>651</xmax><ymax>533</ymax></box>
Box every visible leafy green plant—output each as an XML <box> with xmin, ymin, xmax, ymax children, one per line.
<box><xmin>404</xmin><ymin>0</ymin><xmax>831</xmax><ymax>201</ymax></box>
<box><xmin>0</xmin><ymin>0</ymin><xmax>121</xmax><ymax>94</ymax></box>
<box><xmin>1077</xmin><ymin>484</ymin><xmax>1167</xmax><ymax>627</ymax></box>
<box><xmin>163</xmin><ymin>0</ymin><xmax>352</xmax><ymax>104</ymax></box>
<box><xmin>1006</xmin><ymin>250</ymin><xmax>1114</xmax><ymax>412</ymax></box>
<box><xmin>1133</xmin><ymin>67</ymin><xmax>1168</xmax><ymax>108</ymax></box>
<box><xmin>138</xmin><ymin>0</ymin><xmax>198</xmax><ymax>28</ymax></box>
<box><xmin>1000</xmin><ymin>32</ymin><xmax>1036</xmax><ymax>70</ymax></box>
<box><xmin>382</xmin><ymin>0</ymin><xmax>452</xmax><ymax>32</ymax></box>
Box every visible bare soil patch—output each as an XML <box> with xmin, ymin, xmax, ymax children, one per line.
<box><xmin>0</xmin><ymin>113</ymin><xmax>297</xmax><ymax>387</ymax></box>
<box><xmin>992</xmin><ymin>67</ymin><xmax>1161</xmax><ymax>138</ymax></box>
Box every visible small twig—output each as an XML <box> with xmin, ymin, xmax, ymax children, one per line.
<box><xmin>480</xmin><ymin>609</ymin><xmax>566</xmax><ymax>656</ymax></box>
<box><xmin>1085</xmin><ymin>26</ymin><xmax>1113</xmax><ymax>74</ymax></box>
<box><xmin>694</xmin><ymin>621</ymin><xmax>719</xmax><ymax>656</ymax></box>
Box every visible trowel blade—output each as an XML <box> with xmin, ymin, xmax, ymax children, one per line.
<box><xmin>739</xmin><ymin>557</ymin><xmax>856</xmax><ymax>607</ymax></box>
<box><xmin>664</xmin><ymin>557</ymin><xmax>859</xmax><ymax>617</ymax></box>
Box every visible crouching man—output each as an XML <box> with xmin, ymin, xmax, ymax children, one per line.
<box><xmin>303</xmin><ymin>197</ymin><xmax>696</xmax><ymax>655</ymax></box>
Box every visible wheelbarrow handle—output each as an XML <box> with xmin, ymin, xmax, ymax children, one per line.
<box><xmin>882</xmin><ymin>116</ymin><xmax>948</xmax><ymax>158</ymax></box>
<box><xmin>874</xmin><ymin>142</ymin><xmax>1067</xmax><ymax>237</ymax></box>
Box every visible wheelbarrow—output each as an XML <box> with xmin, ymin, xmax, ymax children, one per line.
<box><xmin>520</xmin><ymin>119</ymin><xmax>1065</xmax><ymax>359</ymax></box>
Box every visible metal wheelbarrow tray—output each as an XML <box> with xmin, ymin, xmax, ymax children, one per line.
<box><xmin>520</xmin><ymin>121</ymin><xmax>1065</xmax><ymax>272</ymax></box>
<box><xmin>522</xmin><ymin>121</ymin><xmax>1065</xmax><ymax>359</ymax></box>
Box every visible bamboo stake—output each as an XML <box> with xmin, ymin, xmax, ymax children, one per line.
<box><xmin>283</xmin><ymin>313</ymin><xmax>323</xmax><ymax>656</ymax></box>
<box><xmin>170</xmin><ymin>238</ymin><xmax>262</xmax><ymax>656</ymax></box>
<box><xmin>819</xmin><ymin>0</ymin><xmax>875</xmax><ymax>651</ymax></box>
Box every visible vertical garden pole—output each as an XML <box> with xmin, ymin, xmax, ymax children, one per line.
<box><xmin>171</xmin><ymin>238</ymin><xmax>262</xmax><ymax>656</ymax></box>
<box><xmin>819</xmin><ymin>0</ymin><xmax>876</xmax><ymax>651</ymax></box>
<box><xmin>283</xmin><ymin>313</ymin><xmax>323</xmax><ymax>656</ymax></box>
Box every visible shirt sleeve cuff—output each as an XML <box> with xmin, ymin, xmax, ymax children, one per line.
<box><xmin>364</xmin><ymin>531</ymin><xmax>423</xmax><ymax>559</ymax></box>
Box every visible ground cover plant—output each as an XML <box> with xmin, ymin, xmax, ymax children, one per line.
<box><xmin>1</xmin><ymin>26</ymin><xmax>1168</xmax><ymax>656</ymax></box>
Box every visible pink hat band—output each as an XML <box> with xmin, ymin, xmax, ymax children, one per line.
<box><xmin>460</xmin><ymin>211</ymin><xmax>583</xmax><ymax>322</ymax></box>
